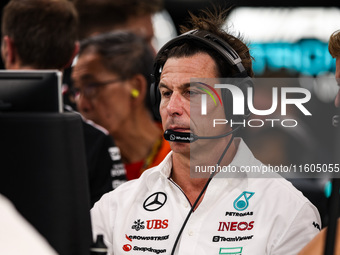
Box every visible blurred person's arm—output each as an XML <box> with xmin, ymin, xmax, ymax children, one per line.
<box><xmin>0</xmin><ymin>194</ymin><xmax>57</xmax><ymax>255</ymax></box>
<box><xmin>82</xmin><ymin>119</ymin><xmax>127</xmax><ymax>207</ymax></box>
<box><xmin>299</xmin><ymin>219</ymin><xmax>340</xmax><ymax>255</ymax></box>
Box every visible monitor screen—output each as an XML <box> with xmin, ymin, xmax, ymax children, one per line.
<box><xmin>0</xmin><ymin>112</ymin><xmax>93</xmax><ymax>255</ymax></box>
<box><xmin>0</xmin><ymin>70</ymin><xmax>63</xmax><ymax>113</ymax></box>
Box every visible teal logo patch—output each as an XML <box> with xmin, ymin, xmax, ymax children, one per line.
<box><xmin>233</xmin><ymin>192</ymin><xmax>254</xmax><ymax>211</ymax></box>
<box><xmin>219</xmin><ymin>247</ymin><xmax>242</xmax><ymax>254</ymax></box>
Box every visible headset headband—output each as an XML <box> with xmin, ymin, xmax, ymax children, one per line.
<box><xmin>154</xmin><ymin>29</ymin><xmax>246</xmax><ymax>77</ymax></box>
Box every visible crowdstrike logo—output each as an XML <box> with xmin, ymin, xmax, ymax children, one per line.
<box><xmin>122</xmin><ymin>234</ymin><xmax>133</xmax><ymax>252</ymax></box>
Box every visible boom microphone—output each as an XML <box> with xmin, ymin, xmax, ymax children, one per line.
<box><xmin>164</xmin><ymin>126</ymin><xmax>240</xmax><ymax>143</ymax></box>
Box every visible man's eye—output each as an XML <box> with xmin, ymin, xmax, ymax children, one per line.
<box><xmin>86</xmin><ymin>82</ymin><xmax>99</xmax><ymax>88</ymax></box>
<box><xmin>186</xmin><ymin>90</ymin><xmax>200</xmax><ymax>97</ymax></box>
<box><xmin>161</xmin><ymin>90</ymin><xmax>172</xmax><ymax>97</ymax></box>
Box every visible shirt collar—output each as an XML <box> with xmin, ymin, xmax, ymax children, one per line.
<box><xmin>145</xmin><ymin>138</ymin><xmax>259</xmax><ymax>190</ymax></box>
<box><xmin>229</xmin><ymin>138</ymin><xmax>257</xmax><ymax>168</ymax></box>
<box><xmin>145</xmin><ymin>151</ymin><xmax>173</xmax><ymax>190</ymax></box>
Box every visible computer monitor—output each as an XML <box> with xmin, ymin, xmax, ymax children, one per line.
<box><xmin>0</xmin><ymin>70</ymin><xmax>63</xmax><ymax>113</ymax></box>
<box><xmin>0</xmin><ymin>112</ymin><xmax>93</xmax><ymax>255</ymax></box>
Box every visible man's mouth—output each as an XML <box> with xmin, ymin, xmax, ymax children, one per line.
<box><xmin>168</xmin><ymin>126</ymin><xmax>191</xmax><ymax>133</ymax></box>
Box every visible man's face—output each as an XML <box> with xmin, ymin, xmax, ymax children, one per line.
<box><xmin>158</xmin><ymin>53</ymin><xmax>227</xmax><ymax>154</ymax></box>
<box><xmin>71</xmin><ymin>51</ymin><xmax>132</xmax><ymax>133</ymax></box>
<box><xmin>335</xmin><ymin>57</ymin><xmax>340</xmax><ymax>107</ymax></box>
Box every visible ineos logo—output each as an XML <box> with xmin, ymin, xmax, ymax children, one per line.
<box><xmin>143</xmin><ymin>192</ymin><xmax>167</xmax><ymax>211</ymax></box>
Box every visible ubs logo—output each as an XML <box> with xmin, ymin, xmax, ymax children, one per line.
<box><xmin>132</xmin><ymin>219</ymin><xmax>145</xmax><ymax>231</ymax></box>
<box><xmin>146</xmin><ymin>219</ymin><xmax>168</xmax><ymax>229</ymax></box>
<box><xmin>131</xmin><ymin>219</ymin><xmax>168</xmax><ymax>231</ymax></box>
<box><xmin>143</xmin><ymin>192</ymin><xmax>167</xmax><ymax>211</ymax></box>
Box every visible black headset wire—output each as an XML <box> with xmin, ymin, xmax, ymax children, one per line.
<box><xmin>194</xmin><ymin>128</ymin><xmax>237</xmax><ymax>140</ymax></box>
<box><xmin>170</xmin><ymin>125</ymin><xmax>241</xmax><ymax>255</ymax></box>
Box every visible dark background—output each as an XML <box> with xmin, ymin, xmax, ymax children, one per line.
<box><xmin>164</xmin><ymin>0</ymin><xmax>338</xmax><ymax>33</ymax></box>
<box><xmin>0</xmin><ymin>0</ymin><xmax>337</xmax><ymax>68</ymax></box>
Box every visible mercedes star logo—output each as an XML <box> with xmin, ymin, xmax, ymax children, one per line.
<box><xmin>143</xmin><ymin>192</ymin><xmax>167</xmax><ymax>211</ymax></box>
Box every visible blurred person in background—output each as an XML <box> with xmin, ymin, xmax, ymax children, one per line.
<box><xmin>330</xmin><ymin>30</ymin><xmax>340</xmax><ymax>109</ymax></box>
<box><xmin>63</xmin><ymin>0</ymin><xmax>163</xmax><ymax>110</ymax></box>
<box><xmin>72</xmin><ymin>0</ymin><xmax>163</xmax><ymax>53</ymax></box>
<box><xmin>1</xmin><ymin>0</ymin><xmax>126</xmax><ymax>207</ymax></box>
<box><xmin>298</xmin><ymin>29</ymin><xmax>340</xmax><ymax>255</ymax></box>
<box><xmin>72</xmin><ymin>31</ymin><xmax>171</xmax><ymax>180</ymax></box>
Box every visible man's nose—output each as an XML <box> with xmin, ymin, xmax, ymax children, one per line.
<box><xmin>166</xmin><ymin>92</ymin><xmax>184</xmax><ymax>116</ymax></box>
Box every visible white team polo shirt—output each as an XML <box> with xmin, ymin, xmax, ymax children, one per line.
<box><xmin>91</xmin><ymin>138</ymin><xmax>321</xmax><ymax>255</ymax></box>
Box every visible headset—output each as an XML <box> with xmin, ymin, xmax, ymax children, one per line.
<box><xmin>150</xmin><ymin>29</ymin><xmax>254</xmax><ymax>125</ymax></box>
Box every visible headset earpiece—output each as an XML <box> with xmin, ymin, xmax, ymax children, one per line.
<box><xmin>150</xmin><ymin>73</ymin><xmax>162</xmax><ymax>121</ymax></box>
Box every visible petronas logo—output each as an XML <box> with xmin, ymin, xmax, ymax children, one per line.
<box><xmin>233</xmin><ymin>191</ymin><xmax>254</xmax><ymax>211</ymax></box>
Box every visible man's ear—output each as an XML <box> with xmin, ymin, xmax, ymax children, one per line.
<box><xmin>63</xmin><ymin>41</ymin><xmax>79</xmax><ymax>69</ymax></box>
<box><xmin>1</xmin><ymin>35</ymin><xmax>17</xmax><ymax>69</ymax></box>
